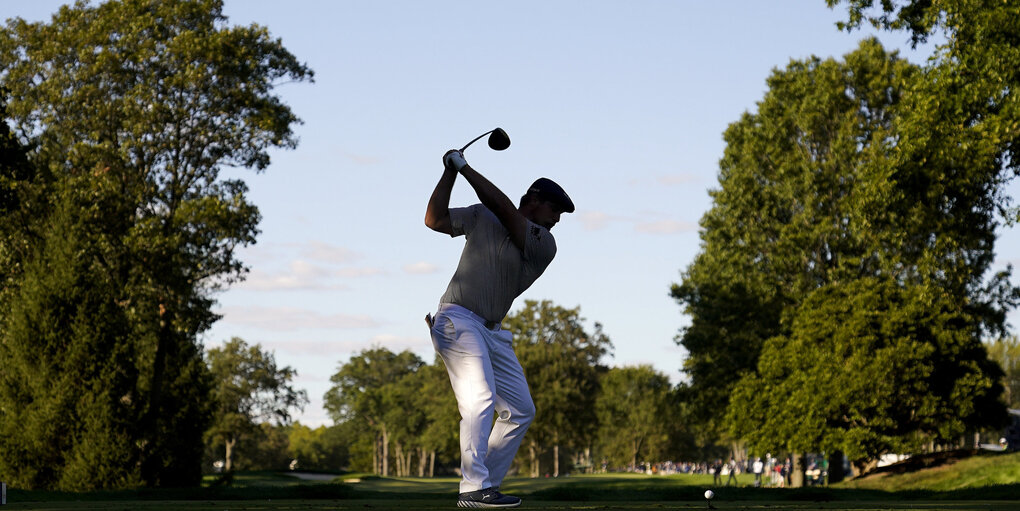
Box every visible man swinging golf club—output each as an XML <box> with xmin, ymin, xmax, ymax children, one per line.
<box><xmin>425</xmin><ymin>140</ymin><xmax>574</xmax><ymax>508</ymax></box>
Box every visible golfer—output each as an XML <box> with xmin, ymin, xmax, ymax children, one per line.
<box><xmin>425</xmin><ymin>148</ymin><xmax>574</xmax><ymax>508</ymax></box>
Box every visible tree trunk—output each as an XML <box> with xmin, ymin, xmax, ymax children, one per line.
<box><xmin>373</xmin><ymin>434</ymin><xmax>379</xmax><ymax>474</ymax></box>
<box><xmin>852</xmin><ymin>457</ymin><xmax>879</xmax><ymax>477</ymax></box>
<box><xmin>140</xmin><ymin>304</ymin><xmax>172</xmax><ymax>483</ymax></box>
<box><xmin>381</xmin><ymin>426</ymin><xmax>390</xmax><ymax>476</ymax></box>
<box><xmin>429</xmin><ymin>450</ymin><xmax>436</xmax><ymax>477</ymax></box>
<box><xmin>528</xmin><ymin>441</ymin><xmax>540</xmax><ymax>478</ymax></box>
<box><xmin>418</xmin><ymin>447</ymin><xmax>427</xmax><ymax>477</ymax></box>
<box><xmin>224</xmin><ymin>436</ymin><xmax>236</xmax><ymax>473</ymax></box>
<box><xmin>554</xmin><ymin>444</ymin><xmax>560</xmax><ymax>477</ymax></box>
<box><xmin>790</xmin><ymin>453</ymin><xmax>805</xmax><ymax>488</ymax></box>
<box><xmin>394</xmin><ymin>441</ymin><xmax>404</xmax><ymax>476</ymax></box>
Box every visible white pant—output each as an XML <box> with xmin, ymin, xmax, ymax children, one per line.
<box><xmin>430</xmin><ymin>304</ymin><xmax>535</xmax><ymax>493</ymax></box>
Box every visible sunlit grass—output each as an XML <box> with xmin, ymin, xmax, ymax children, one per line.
<box><xmin>836</xmin><ymin>451</ymin><xmax>1020</xmax><ymax>491</ymax></box>
<box><xmin>5</xmin><ymin>452</ymin><xmax>1019</xmax><ymax>511</ymax></box>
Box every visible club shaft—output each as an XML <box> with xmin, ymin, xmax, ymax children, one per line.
<box><xmin>460</xmin><ymin>129</ymin><xmax>495</xmax><ymax>152</ymax></box>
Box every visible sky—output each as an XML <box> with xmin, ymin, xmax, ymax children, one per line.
<box><xmin>4</xmin><ymin>1</ymin><xmax>1019</xmax><ymax>427</ymax></box>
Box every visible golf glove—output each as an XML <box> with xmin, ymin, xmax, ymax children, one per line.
<box><xmin>444</xmin><ymin>150</ymin><xmax>467</xmax><ymax>172</ymax></box>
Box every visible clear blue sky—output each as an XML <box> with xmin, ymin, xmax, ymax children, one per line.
<box><xmin>6</xmin><ymin>1</ymin><xmax>1019</xmax><ymax>427</ymax></box>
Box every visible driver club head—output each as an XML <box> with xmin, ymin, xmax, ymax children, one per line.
<box><xmin>460</xmin><ymin>127</ymin><xmax>511</xmax><ymax>153</ymax></box>
<box><xmin>487</xmin><ymin>127</ymin><xmax>511</xmax><ymax>151</ymax></box>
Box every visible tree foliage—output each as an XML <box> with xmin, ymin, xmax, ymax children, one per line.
<box><xmin>595</xmin><ymin>366</ymin><xmax>674</xmax><ymax>470</ymax></box>
<box><xmin>288</xmin><ymin>423</ymin><xmax>350</xmax><ymax>472</ymax></box>
<box><xmin>324</xmin><ymin>347</ymin><xmax>425</xmax><ymax>476</ymax></box>
<box><xmin>671</xmin><ymin>38</ymin><xmax>917</xmax><ymax>439</ymax></box>
<box><xmin>0</xmin><ymin>0</ymin><xmax>311</xmax><ymax>489</ymax></box>
<box><xmin>728</xmin><ymin>277</ymin><xmax>1005</xmax><ymax>473</ymax></box>
<box><xmin>986</xmin><ymin>335</ymin><xmax>1020</xmax><ymax>410</ymax></box>
<box><xmin>506</xmin><ymin>300</ymin><xmax>612</xmax><ymax>477</ymax></box>
<box><xmin>0</xmin><ymin>164</ymin><xmax>147</xmax><ymax>490</ymax></box>
<box><xmin>673</xmin><ymin>35</ymin><xmax>1011</xmax><ymax>472</ymax></box>
<box><xmin>205</xmin><ymin>337</ymin><xmax>308</xmax><ymax>473</ymax></box>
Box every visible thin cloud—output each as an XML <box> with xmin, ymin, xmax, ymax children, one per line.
<box><xmin>635</xmin><ymin>219</ymin><xmax>697</xmax><ymax>234</ymax></box>
<box><xmin>366</xmin><ymin>334</ymin><xmax>432</xmax><ymax>354</ymax></box>
<box><xmin>656</xmin><ymin>173</ymin><xmax>700</xmax><ymax>186</ymax></box>
<box><xmin>580</xmin><ymin>211</ymin><xmax>611</xmax><ymax>231</ymax></box>
<box><xmin>335</xmin><ymin>267</ymin><xmax>386</xmax><ymax>278</ymax></box>
<box><xmin>579</xmin><ymin>211</ymin><xmax>697</xmax><ymax>234</ymax></box>
<box><xmin>239</xmin><ymin>260</ymin><xmax>350</xmax><ymax>291</ymax></box>
<box><xmin>218</xmin><ymin>306</ymin><xmax>383</xmax><ymax>331</ymax></box>
<box><xmin>403</xmin><ymin>262</ymin><xmax>440</xmax><ymax>274</ymax></box>
<box><xmin>301</xmin><ymin>242</ymin><xmax>361</xmax><ymax>264</ymax></box>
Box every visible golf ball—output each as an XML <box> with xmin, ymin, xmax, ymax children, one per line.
<box><xmin>704</xmin><ymin>490</ymin><xmax>715</xmax><ymax>500</ymax></box>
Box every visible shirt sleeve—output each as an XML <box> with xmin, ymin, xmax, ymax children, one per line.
<box><xmin>448</xmin><ymin>204</ymin><xmax>482</xmax><ymax>237</ymax></box>
<box><xmin>523</xmin><ymin>221</ymin><xmax>557</xmax><ymax>263</ymax></box>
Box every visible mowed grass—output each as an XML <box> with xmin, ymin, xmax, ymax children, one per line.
<box><xmin>3</xmin><ymin>451</ymin><xmax>1018</xmax><ymax>511</ymax></box>
<box><xmin>835</xmin><ymin>450</ymin><xmax>1020</xmax><ymax>492</ymax></box>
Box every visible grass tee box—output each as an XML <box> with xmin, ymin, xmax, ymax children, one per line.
<box><xmin>2</xmin><ymin>452</ymin><xmax>1018</xmax><ymax>511</ymax></box>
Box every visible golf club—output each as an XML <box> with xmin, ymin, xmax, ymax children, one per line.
<box><xmin>460</xmin><ymin>127</ymin><xmax>511</xmax><ymax>153</ymax></box>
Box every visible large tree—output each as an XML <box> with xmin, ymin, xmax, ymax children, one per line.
<box><xmin>0</xmin><ymin>0</ymin><xmax>312</xmax><ymax>489</ymax></box>
<box><xmin>671</xmin><ymin>38</ymin><xmax>916</xmax><ymax>440</ymax></box>
<box><xmin>205</xmin><ymin>338</ymin><xmax>307</xmax><ymax>473</ymax></box>
<box><xmin>505</xmin><ymin>300</ymin><xmax>612</xmax><ymax>477</ymax></box>
<box><xmin>0</xmin><ymin>149</ymin><xmax>146</xmax><ymax>490</ymax></box>
<box><xmin>672</xmin><ymin>37</ymin><xmax>1010</xmax><ymax>478</ymax></box>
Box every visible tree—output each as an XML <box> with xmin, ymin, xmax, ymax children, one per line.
<box><xmin>728</xmin><ymin>277</ymin><xmax>1005</xmax><ymax>475</ymax></box>
<box><xmin>672</xmin><ymin>37</ymin><xmax>1010</xmax><ymax>484</ymax></box>
<box><xmin>986</xmin><ymin>336</ymin><xmax>1020</xmax><ymax>410</ymax></box>
<box><xmin>506</xmin><ymin>300</ymin><xmax>612</xmax><ymax>477</ymax></box>
<box><xmin>823</xmin><ymin>2</ymin><xmax>1020</xmax><ymax>328</ymax></box>
<box><xmin>0</xmin><ymin>0</ymin><xmax>312</xmax><ymax>488</ymax></box>
<box><xmin>205</xmin><ymin>338</ymin><xmax>308</xmax><ymax>473</ymax></box>
<box><xmin>324</xmin><ymin>347</ymin><xmax>424</xmax><ymax>476</ymax></box>
<box><xmin>671</xmin><ymin>38</ymin><xmax>917</xmax><ymax>443</ymax></box>
<box><xmin>0</xmin><ymin>166</ymin><xmax>148</xmax><ymax>490</ymax></box>
<box><xmin>595</xmin><ymin>366</ymin><xmax>673</xmax><ymax>471</ymax></box>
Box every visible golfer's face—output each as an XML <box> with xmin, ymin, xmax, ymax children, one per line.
<box><xmin>535</xmin><ymin>200</ymin><xmax>563</xmax><ymax>230</ymax></box>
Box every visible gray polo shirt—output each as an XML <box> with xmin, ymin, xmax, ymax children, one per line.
<box><xmin>439</xmin><ymin>204</ymin><xmax>557</xmax><ymax>322</ymax></box>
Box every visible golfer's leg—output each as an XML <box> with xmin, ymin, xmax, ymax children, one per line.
<box><xmin>484</xmin><ymin>329</ymin><xmax>535</xmax><ymax>487</ymax></box>
<box><xmin>431</xmin><ymin>313</ymin><xmax>497</xmax><ymax>493</ymax></box>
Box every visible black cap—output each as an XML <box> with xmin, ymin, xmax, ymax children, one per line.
<box><xmin>528</xmin><ymin>177</ymin><xmax>574</xmax><ymax>213</ymax></box>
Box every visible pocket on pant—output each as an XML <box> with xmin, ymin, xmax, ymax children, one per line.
<box><xmin>430</xmin><ymin>313</ymin><xmax>456</xmax><ymax>351</ymax></box>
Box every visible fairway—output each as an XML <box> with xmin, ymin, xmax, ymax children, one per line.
<box><xmin>4</xmin><ymin>469</ymin><xmax>1019</xmax><ymax>511</ymax></box>
<box><xmin>2</xmin><ymin>499</ymin><xmax>1019</xmax><ymax>511</ymax></box>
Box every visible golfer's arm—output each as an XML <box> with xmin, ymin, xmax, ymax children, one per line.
<box><xmin>458</xmin><ymin>164</ymin><xmax>527</xmax><ymax>250</ymax></box>
<box><xmin>425</xmin><ymin>167</ymin><xmax>457</xmax><ymax>235</ymax></box>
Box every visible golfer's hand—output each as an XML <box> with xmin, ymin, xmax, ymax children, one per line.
<box><xmin>444</xmin><ymin>150</ymin><xmax>467</xmax><ymax>172</ymax></box>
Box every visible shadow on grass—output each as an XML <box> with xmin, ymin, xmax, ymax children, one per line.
<box><xmin>527</xmin><ymin>482</ymin><xmax>1020</xmax><ymax>502</ymax></box>
<box><xmin>7</xmin><ymin>473</ymin><xmax>1020</xmax><ymax>504</ymax></box>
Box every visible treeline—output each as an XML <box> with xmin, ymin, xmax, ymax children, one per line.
<box><xmin>206</xmin><ymin>300</ymin><xmax>696</xmax><ymax>478</ymax></box>
<box><xmin>317</xmin><ymin>300</ymin><xmax>689</xmax><ymax>479</ymax></box>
